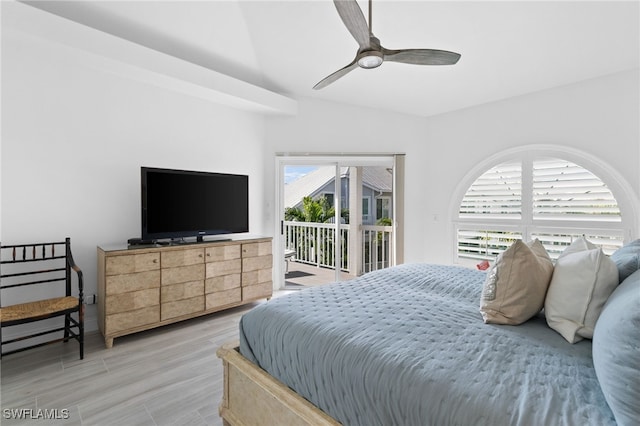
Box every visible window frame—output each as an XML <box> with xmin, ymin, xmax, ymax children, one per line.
<box><xmin>450</xmin><ymin>145</ymin><xmax>638</xmax><ymax>265</ymax></box>
<box><xmin>319</xmin><ymin>192</ymin><xmax>334</xmax><ymax>208</ymax></box>
<box><xmin>376</xmin><ymin>196</ymin><xmax>391</xmax><ymax>221</ymax></box>
<box><xmin>362</xmin><ymin>196</ymin><xmax>371</xmax><ymax>223</ymax></box>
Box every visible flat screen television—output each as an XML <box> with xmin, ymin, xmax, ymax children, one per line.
<box><xmin>141</xmin><ymin>167</ymin><xmax>249</xmax><ymax>242</ymax></box>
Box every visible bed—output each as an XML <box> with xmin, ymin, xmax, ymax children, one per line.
<box><xmin>218</xmin><ymin>241</ymin><xmax>640</xmax><ymax>426</ymax></box>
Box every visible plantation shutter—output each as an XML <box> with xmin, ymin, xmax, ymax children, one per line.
<box><xmin>458</xmin><ymin>162</ymin><xmax>522</xmax><ymax>219</ymax></box>
<box><xmin>532</xmin><ymin>158</ymin><xmax>621</xmax><ymax>222</ymax></box>
<box><xmin>456</xmin><ymin>156</ymin><xmax>624</xmax><ymax>264</ymax></box>
<box><xmin>457</xmin><ymin>229</ymin><xmax>523</xmax><ymax>261</ymax></box>
<box><xmin>457</xmin><ymin>162</ymin><xmax>522</xmax><ymax>260</ymax></box>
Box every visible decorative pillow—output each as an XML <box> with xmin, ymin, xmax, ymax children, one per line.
<box><xmin>592</xmin><ymin>270</ymin><xmax>640</xmax><ymax>426</ymax></box>
<box><xmin>610</xmin><ymin>239</ymin><xmax>640</xmax><ymax>283</ymax></box>
<box><xmin>559</xmin><ymin>234</ymin><xmax>596</xmax><ymax>254</ymax></box>
<box><xmin>480</xmin><ymin>239</ymin><xmax>553</xmax><ymax>325</ymax></box>
<box><xmin>544</xmin><ymin>236</ymin><xmax>619</xmax><ymax>343</ymax></box>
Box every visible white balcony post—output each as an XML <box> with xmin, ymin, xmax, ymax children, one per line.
<box><xmin>393</xmin><ymin>154</ymin><xmax>405</xmax><ymax>266</ymax></box>
<box><xmin>349</xmin><ymin>166</ymin><xmax>363</xmax><ymax>275</ymax></box>
<box><xmin>315</xmin><ymin>226</ymin><xmax>320</xmax><ymax>267</ymax></box>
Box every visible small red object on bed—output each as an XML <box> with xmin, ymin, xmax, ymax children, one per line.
<box><xmin>477</xmin><ymin>260</ymin><xmax>490</xmax><ymax>270</ymax></box>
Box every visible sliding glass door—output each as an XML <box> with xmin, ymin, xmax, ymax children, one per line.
<box><xmin>275</xmin><ymin>155</ymin><xmax>403</xmax><ymax>290</ymax></box>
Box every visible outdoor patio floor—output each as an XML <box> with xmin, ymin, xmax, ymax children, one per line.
<box><xmin>284</xmin><ymin>261</ymin><xmax>356</xmax><ymax>289</ymax></box>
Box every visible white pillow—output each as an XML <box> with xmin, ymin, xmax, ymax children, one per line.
<box><xmin>544</xmin><ymin>236</ymin><xmax>619</xmax><ymax>343</ymax></box>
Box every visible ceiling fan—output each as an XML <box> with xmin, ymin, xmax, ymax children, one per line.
<box><xmin>313</xmin><ymin>0</ymin><xmax>461</xmax><ymax>90</ymax></box>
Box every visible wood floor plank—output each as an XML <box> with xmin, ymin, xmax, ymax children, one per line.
<box><xmin>0</xmin><ymin>298</ymin><xmax>273</xmax><ymax>426</ymax></box>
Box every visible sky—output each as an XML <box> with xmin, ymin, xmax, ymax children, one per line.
<box><xmin>284</xmin><ymin>166</ymin><xmax>317</xmax><ymax>184</ymax></box>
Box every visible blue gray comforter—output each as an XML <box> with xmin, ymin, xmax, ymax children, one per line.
<box><xmin>239</xmin><ymin>264</ymin><xmax>615</xmax><ymax>425</ymax></box>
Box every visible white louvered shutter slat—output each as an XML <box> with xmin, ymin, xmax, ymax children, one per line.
<box><xmin>532</xmin><ymin>159</ymin><xmax>621</xmax><ymax>222</ymax></box>
<box><xmin>459</xmin><ymin>162</ymin><xmax>522</xmax><ymax>219</ymax></box>
<box><xmin>455</xmin><ymin>157</ymin><xmax>625</xmax><ymax>264</ymax></box>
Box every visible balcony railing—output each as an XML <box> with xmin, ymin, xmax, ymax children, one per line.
<box><xmin>361</xmin><ymin>224</ymin><xmax>394</xmax><ymax>273</ymax></box>
<box><xmin>283</xmin><ymin>221</ymin><xmax>393</xmax><ymax>274</ymax></box>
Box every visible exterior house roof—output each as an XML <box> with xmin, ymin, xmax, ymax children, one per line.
<box><xmin>284</xmin><ymin>166</ymin><xmax>392</xmax><ymax>208</ymax></box>
<box><xmin>361</xmin><ymin>167</ymin><xmax>393</xmax><ymax>193</ymax></box>
<box><xmin>284</xmin><ymin>166</ymin><xmax>346</xmax><ymax>209</ymax></box>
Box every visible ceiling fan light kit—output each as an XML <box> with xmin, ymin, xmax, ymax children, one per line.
<box><xmin>357</xmin><ymin>51</ymin><xmax>383</xmax><ymax>69</ymax></box>
<box><xmin>314</xmin><ymin>0</ymin><xmax>461</xmax><ymax>89</ymax></box>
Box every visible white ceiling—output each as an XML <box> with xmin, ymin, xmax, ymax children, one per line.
<box><xmin>23</xmin><ymin>0</ymin><xmax>640</xmax><ymax>117</ymax></box>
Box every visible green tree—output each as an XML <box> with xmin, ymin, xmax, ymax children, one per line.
<box><xmin>285</xmin><ymin>196</ymin><xmax>348</xmax><ymax>223</ymax></box>
<box><xmin>285</xmin><ymin>196</ymin><xmax>349</xmax><ymax>267</ymax></box>
<box><xmin>376</xmin><ymin>217</ymin><xmax>392</xmax><ymax>226</ymax></box>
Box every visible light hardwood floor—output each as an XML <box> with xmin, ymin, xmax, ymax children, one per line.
<box><xmin>1</xmin><ymin>265</ymin><xmax>353</xmax><ymax>426</ymax></box>
<box><xmin>0</xmin><ymin>300</ymin><xmax>272</xmax><ymax>426</ymax></box>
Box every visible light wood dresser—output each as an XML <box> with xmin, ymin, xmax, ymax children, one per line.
<box><xmin>97</xmin><ymin>237</ymin><xmax>272</xmax><ymax>348</ymax></box>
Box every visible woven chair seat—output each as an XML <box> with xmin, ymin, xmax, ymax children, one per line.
<box><xmin>0</xmin><ymin>296</ymin><xmax>79</xmax><ymax>324</ymax></box>
<box><xmin>1</xmin><ymin>239</ymin><xmax>84</xmax><ymax>359</ymax></box>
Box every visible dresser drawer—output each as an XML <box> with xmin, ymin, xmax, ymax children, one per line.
<box><xmin>206</xmin><ymin>288</ymin><xmax>241</xmax><ymax>310</ymax></box>
<box><xmin>161</xmin><ymin>296</ymin><xmax>205</xmax><ymax>321</ymax></box>
<box><xmin>106</xmin><ymin>306</ymin><xmax>160</xmax><ymax>333</ymax></box>
<box><xmin>105</xmin><ymin>270</ymin><xmax>160</xmax><ymax>295</ymax></box>
<box><xmin>161</xmin><ymin>280</ymin><xmax>204</xmax><ymax>303</ymax></box>
<box><xmin>162</xmin><ymin>264</ymin><xmax>205</xmax><ymax>286</ymax></box>
<box><xmin>106</xmin><ymin>253</ymin><xmax>159</xmax><ymax>275</ymax></box>
<box><xmin>242</xmin><ymin>255</ymin><xmax>273</xmax><ymax>273</ymax></box>
<box><xmin>242</xmin><ymin>269</ymin><xmax>272</xmax><ymax>286</ymax></box>
<box><xmin>206</xmin><ymin>259</ymin><xmax>242</xmax><ymax>278</ymax></box>
<box><xmin>161</xmin><ymin>248</ymin><xmax>204</xmax><ymax>268</ymax></box>
<box><xmin>106</xmin><ymin>288</ymin><xmax>159</xmax><ymax>315</ymax></box>
<box><xmin>242</xmin><ymin>242</ymin><xmax>272</xmax><ymax>258</ymax></box>
<box><xmin>205</xmin><ymin>274</ymin><xmax>241</xmax><ymax>293</ymax></box>
<box><xmin>206</xmin><ymin>245</ymin><xmax>241</xmax><ymax>262</ymax></box>
<box><xmin>243</xmin><ymin>282</ymin><xmax>272</xmax><ymax>301</ymax></box>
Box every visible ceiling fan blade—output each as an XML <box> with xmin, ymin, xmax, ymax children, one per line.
<box><xmin>333</xmin><ymin>0</ymin><xmax>371</xmax><ymax>49</ymax></box>
<box><xmin>313</xmin><ymin>59</ymin><xmax>358</xmax><ymax>90</ymax></box>
<box><xmin>383</xmin><ymin>48</ymin><xmax>461</xmax><ymax>65</ymax></box>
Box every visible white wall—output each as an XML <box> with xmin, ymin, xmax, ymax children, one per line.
<box><xmin>422</xmin><ymin>69</ymin><xmax>639</xmax><ymax>263</ymax></box>
<box><xmin>266</xmin><ymin>69</ymin><xmax>639</xmax><ymax>265</ymax></box>
<box><xmin>1</xmin><ymin>24</ymin><xmax>267</xmax><ymax>332</ymax></box>
<box><xmin>264</xmin><ymin>99</ymin><xmax>430</xmax><ymax>261</ymax></box>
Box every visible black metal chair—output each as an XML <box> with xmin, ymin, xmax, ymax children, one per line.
<box><xmin>0</xmin><ymin>238</ymin><xmax>84</xmax><ymax>359</ymax></box>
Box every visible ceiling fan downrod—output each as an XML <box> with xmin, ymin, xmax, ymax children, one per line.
<box><xmin>368</xmin><ymin>0</ymin><xmax>373</xmax><ymax>35</ymax></box>
<box><xmin>358</xmin><ymin>0</ymin><xmax>382</xmax><ymax>69</ymax></box>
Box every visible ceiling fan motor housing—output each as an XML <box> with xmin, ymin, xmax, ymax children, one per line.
<box><xmin>357</xmin><ymin>50</ymin><xmax>383</xmax><ymax>68</ymax></box>
<box><xmin>357</xmin><ymin>35</ymin><xmax>383</xmax><ymax>68</ymax></box>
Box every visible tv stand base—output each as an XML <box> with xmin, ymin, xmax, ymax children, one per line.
<box><xmin>97</xmin><ymin>237</ymin><xmax>273</xmax><ymax>348</ymax></box>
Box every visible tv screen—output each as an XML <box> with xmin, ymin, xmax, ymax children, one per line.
<box><xmin>141</xmin><ymin>167</ymin><xmax>249</xmax><ymax>242</ymax></box>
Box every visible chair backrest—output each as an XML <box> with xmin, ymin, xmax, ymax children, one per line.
<box><xmin>0</xmin><ymin>238</ymin><xmax>73</xmax><ymax>307</ymax></box>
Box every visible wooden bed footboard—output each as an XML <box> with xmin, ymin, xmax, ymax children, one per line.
<box><xmin>217</xmin><ymin>341</ymin><xmax>340</xmax><ymax>426</ymax></box>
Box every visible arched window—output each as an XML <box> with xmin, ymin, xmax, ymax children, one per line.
<box><xmin>454</xmin><ymin>148</ymin><xmax>635</xmax><ymax>265</ymax></box>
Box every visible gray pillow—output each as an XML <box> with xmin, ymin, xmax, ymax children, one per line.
<box><xmin>610</xmin><ymin>239</ymin><xmax>640</xmax><ymax>283</ymax></box>
<box><xmin>592</xmin><ymin>269</ymin><xmax>640</xmax><ymax>425</ymax></box>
